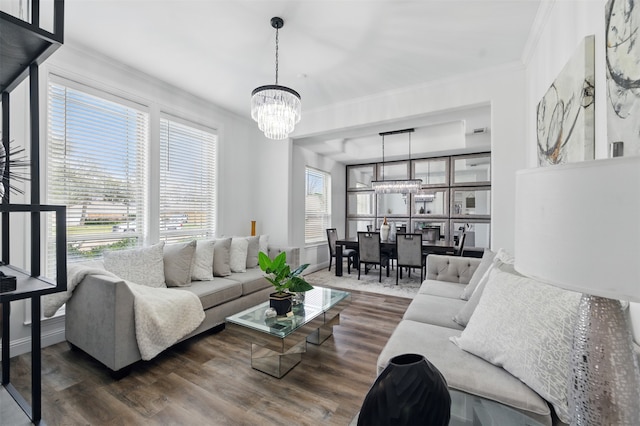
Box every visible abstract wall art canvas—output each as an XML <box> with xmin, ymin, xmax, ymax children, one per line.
<box><xmin>606</xmin><ymin>0</ymin><xmax>640</xmax><ymax>156</ymax></box>
<box><xmin>536</xmin><ymin>35</ymin><xmax>595</xmax><ymax>166</ymax></box>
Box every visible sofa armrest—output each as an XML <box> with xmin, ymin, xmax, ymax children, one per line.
<box><xmin>426</xmin><ymin>255</ymin><xmax>481</xmax><ymax>285</ymax></box>
<box><xmin>267</xmin><ymin>245</ymin><xmax>300</xmax><ymax>269</ymax></box>
<box><xmin>65</xmin><ymin>273</ymin><xmax>141</xmax><ymax>372</ymax></box>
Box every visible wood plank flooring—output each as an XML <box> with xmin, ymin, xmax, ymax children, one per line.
<box><xmin>7</xmin><ymin>291</ymin><xmax>411</xmax><ymax>425</ymax></box>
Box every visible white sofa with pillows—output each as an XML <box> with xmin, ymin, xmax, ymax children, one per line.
<box><xmin>63</xmin><ymin>235</ymin><xmax>298</xmax><ymax>376</ymax></box>
<box><xmin>377</xmin><ymin>250</ymin><xmax>586</xmax><ymax>426</ymax></box>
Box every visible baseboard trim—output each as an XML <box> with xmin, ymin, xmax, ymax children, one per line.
<box><xmin>1</xmin><ymin>319</ymin><xmax>66</xmax><ymax>358</ymax></box>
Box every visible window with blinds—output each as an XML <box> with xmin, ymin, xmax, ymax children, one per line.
<box><xmin>305</xmin><ymin>167</ymin><xmax>331</xmax><ymax>244</ymax></box>
<box><xmin>159</xmin><ymin>116</ymin><xmax>217</xmax><ymax>243</ymax></box>
<box><xmin>46</xmin><ymin>77</ymin><xmax>148</xmax><ymax>275</ymax></box>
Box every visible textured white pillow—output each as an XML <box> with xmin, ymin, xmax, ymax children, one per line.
<box><xmin>259</xmin><ymin>234</ymin><xmax>269</xmax><ymax>255</ymax></box>
<box><xmin>451</xmin><ymin>268</ymin><xmax>581</xmax><ymax>423</ymax></box>
<box><xmin>191</xmin><ymin>239</ymin><xmax>215</xmax><ymax>281</ymax></box>
<box><xmin>230</xmin><ymin>237</ymin><xmax>249</xmax><ymax>273</ymax></box>
<box><xmin>104</xmin><ymin>242</ymin><xmax>166</xmax><ymax>288</ymax></box>
<box><xmin>454</xmin><ymin>251</ymin><xmax>521</xmax><ymax>327</ymax></box>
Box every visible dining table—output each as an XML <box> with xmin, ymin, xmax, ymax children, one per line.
<box><xmin>334</xmin><ymin>238</ymin><xmax>455</xmax><ymax>277</ymax></box>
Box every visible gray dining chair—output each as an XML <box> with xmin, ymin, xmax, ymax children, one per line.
<box><xmin>396</xmin><ymin>233</ymin><xmax>425</xmax><ymax>285</ymax></box>
<box><xmin>327</xmin><ymin>228</ymin><xmax>358</xmax><ymax>274</ymax></box>
<box><xmin>357</xmin><ymin>232</ymin><xmax>390</xmax><ymax>282</ymax></box>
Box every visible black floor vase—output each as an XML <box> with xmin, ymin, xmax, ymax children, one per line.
<box><xmin>357</xmin><ymin>353</ymin><xmax>451</xmax><ymax>426</ymax></box>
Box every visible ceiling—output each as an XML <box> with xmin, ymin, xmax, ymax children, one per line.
<box><xmin>62</xmin><ymin>0</ymin><xmax>542</xmax><ymax>163</ymax></box>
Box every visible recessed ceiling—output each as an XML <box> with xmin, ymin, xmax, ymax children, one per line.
<box><xmin>62</xmin><ymin>0</ymin><xmax>541</xmax><ymax>162</ymax></box>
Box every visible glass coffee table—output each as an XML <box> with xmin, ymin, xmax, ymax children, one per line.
<box><xmin>226</xmin><ymin>286</ymin><xmax>351</xmax><ymax>378</ymax></box>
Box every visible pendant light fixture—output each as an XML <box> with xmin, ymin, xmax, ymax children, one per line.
<box><xmin>372</xmin><ymin>128</ymin><xmax>422</xmax><ymax>194</ymax></box>
<box><xmin>251</xmin><ymin>17</ymin><xmax>301</xmax><ymax>140</ymax></box>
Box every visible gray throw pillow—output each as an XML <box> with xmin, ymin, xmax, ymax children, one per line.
<box><xmin>460</xmin><ymin>249</ymin><xmax>496</xmax><ymax>300</ymax></box>
<box><xmin>213</xmin><ymin>237</ymin><xmax>232</xmax><ymax>277</ymax></box>
<box><xmin>245</xmin><ymin>236</ymin><xmax>260</xmax><ymax>268</ymax></box>
<box><xmin>164</xmin><ymin>240</ymin><xmax>197</xmax><ymax>287</ymax></box>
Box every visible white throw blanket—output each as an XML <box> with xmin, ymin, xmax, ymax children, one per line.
<box><xmin>43</xmin><ymin>263</ymin><xmax>205</xmax><ymax>360</ymax></box>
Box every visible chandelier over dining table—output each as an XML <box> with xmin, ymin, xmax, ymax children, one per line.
<box><xmin>372</xmin><ymin>128</ymin><xmax>422</xmax><ymax>194</ymax></box>
<box><xmin>251</xmin><ymin>17</ymin><xmax>301</xmax><ymax>140</ymax></box>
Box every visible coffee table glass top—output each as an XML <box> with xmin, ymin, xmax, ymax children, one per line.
<box><xmin>226</xmin><ymin>286</ymin><xmax>350</xmax><ymax>338</ymax></box>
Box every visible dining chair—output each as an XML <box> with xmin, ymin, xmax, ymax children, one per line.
<box><xmin>454</xmin><ymin>232</ymin><xmax>467</xmax><ymax>256</ymax></box>
<box><xmin>357</xmin><ymin>232</ymin><xmax>390</xmax><ymax>282</ymax></box>
<box><xmin>396</xmin><ymin>233</ymin><xmax>425</xmax><ymax>285</ymax></box>
<box><xmin>326</xmin><ymin>228</ymin><xmax>358</xmax><ymax>274</ymax></box>
<box><xmin>446</xmin><ymin>231</ymin><xmax>467</xmax><ymax>256</ymax></box>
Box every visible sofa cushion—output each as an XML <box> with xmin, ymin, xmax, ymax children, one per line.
<box><xmin>403</xmin><ymin>294</ymin><xmax>466</xmax><ymax>330</ymax></box>
<box><xmin>164</xmin><ymin>240</ymin><xmax>197</xmax><ymax>287</ymax></box>
<box><xmin>245</xmin><ymin>236</ymin><xmax>260</xmax><ymax>268</ymax></box>
<box><xmin>418</xmin><ymin>280</ymin><xmax>467</xmax><ymax>299</ymax></box>
<box><xmin>104</xmin><ymin>242</ymin><xmax>166</xmax><ymax>288</ymax></box>
<box><xmin>378</xmin><ymin>320</ymin><xmax>552</xmax><ymax>425</ymax></box>
<box><xmin>460</xmin><ymin>249</ymin><xmax>495</xmax><ymax>300</ymax></box>
<box><xmin>230</xmin><ymin>268</ymin><xmax>270</xmax><ymax>296</ymax></box>
<box><xmin>191</xmin><ymin>239</ymin><xmax>215</xmax><ymax>281</ymax></box>
<box><xmin>180</xmin><ymin>279</ymin><xmax>242</xmax><ymax>310</ymax></box>
<box><xmin>213</xmin><ymin>238</ymin><xmax>232</xmax><ymax>277</ymax></box>
<box><xmin>451</xmin><ymin>268</ymin><xmax>581</xmax><ymax>424</ymax></box>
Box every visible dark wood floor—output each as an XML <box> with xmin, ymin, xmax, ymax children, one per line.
<box><xmin>9</xmin><ymin>291</ymin><xmax>411</xmax><ymax>425</ymax></box>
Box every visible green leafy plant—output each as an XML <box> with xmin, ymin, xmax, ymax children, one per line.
<box><xmin>258</xmin><ymin>251</ymin><xmax>313</xmax><ymax>295</ymax></box>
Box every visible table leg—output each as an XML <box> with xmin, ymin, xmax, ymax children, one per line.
<box><xmin>251</xmin><ymin>340</ymin><xmax>305</xmax><ymax>378</ymax></box>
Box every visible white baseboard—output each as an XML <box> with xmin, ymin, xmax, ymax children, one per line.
<box><xmin>1</xmin><ymin>318</ymin><xmax>66</xmax><ymax>358</ymax></box>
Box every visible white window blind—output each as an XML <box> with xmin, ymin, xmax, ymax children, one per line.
<box><xmin>159</xmin><ymin>116</ymin><xmax>216</xmax><ymax>243</ymax></box>
<box><xmin>46</xmin><ymin>78</ymin><xmax>148</xmax><ymax>276</ymax></box>
<box><xmin>305</xmin><ymin>167</ymin><xmax>331</xmax><ymax>244</ymax></box>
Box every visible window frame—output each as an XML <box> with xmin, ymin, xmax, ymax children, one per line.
<box><xmin>304</xmin><ymin>166</ymin><xmax>332</xmax><ymax>245</ymax></box>
<box><xmin>45</xmin><ymin>75</ymin><xmax>149</xmax><ymax>275</ymax></box>
<box><xmin>158</xmin><ymin>113</ymin><xmax>218</xmax><ymax>243</ymax></box>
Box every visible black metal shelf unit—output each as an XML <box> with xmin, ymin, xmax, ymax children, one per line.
<box><xmin>1</xmin><ymin>1</ymin><xmax>67</xmax><ymax>424</ymax></box>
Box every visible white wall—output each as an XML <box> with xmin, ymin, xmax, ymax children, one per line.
<box><xmin>291</xmin><ymin>144</ymin><xmax>346</xmax><ymax>270</ymax></box>
<box><xmin>293</xmin><ymin>63</ymin><xmax>528</xmax><ymax>255</ymax></box>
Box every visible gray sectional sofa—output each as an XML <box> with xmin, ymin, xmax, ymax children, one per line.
<box><xmin>65</xmin><ymin>244</ymin><xmax>298</xmax><ymax>375</ymax></box>
<box><xmin>377</xmin><ymin>253</ymin><xmax>566</xmax><ymax>426</ymax></box>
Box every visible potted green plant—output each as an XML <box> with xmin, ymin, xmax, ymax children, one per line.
<box><xmin>258</xmin><ymin>251</ymin><xmax>313</xmax><ymax>315</ymax></box>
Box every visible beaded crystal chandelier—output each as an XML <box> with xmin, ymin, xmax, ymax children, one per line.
<box><xmin>372</xmin><ymin>129</ymin><xmax>422</xmax><ymax>194</ymax></box>
<box><xmin>251</xmin><ymin>17</ymin><xmax>301</xmax><ymax>140</ymax></box>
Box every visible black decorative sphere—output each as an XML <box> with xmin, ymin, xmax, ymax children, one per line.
<box><xmin>357</xmin><ymin>353</ymin><xmax>451</xmax><ymax>426</ymax></box>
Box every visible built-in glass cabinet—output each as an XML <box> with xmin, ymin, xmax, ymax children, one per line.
<box><xmin>346</xmin><ymin>152</ymin><xmax>491</xmax><ymax>251</ymax></box>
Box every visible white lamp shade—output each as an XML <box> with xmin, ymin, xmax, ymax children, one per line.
<box><xmin>514</xmin><ymin>156</ymin><xmax>640</xmax><ymax>302</ymax></box>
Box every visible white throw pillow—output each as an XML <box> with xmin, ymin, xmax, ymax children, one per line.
<box><xmin>451</xmin><ymin>268</ymin><xmax>581</xmax><ymax>423</ymax></box>
<box><xmin>259</xmin><ymin>234</ymin><xmax>269</xmax><ymax>255</ymax></box>
<box><xmin>104</xmin><ymin>242</ymin><xmax>166</xmax><ymax>288</ymax></box>
<box><xmin>460</xmin><ymin>249</ymin><xmax>496</xmax><ymax>300</ymax></box>
<box><xmin>230</xmin><ymin>237</ymin><xmax>249</xmax><ymax>273</ymax></box>
<box><xmin>454</xmin><ymin>251</ymin><xmax>521</xmax><ymax>327</ymax></box>
<box><xmin>191</xmin><ymin>239</ymin><xmax>215</xmax><ymax>281</ymax></box>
